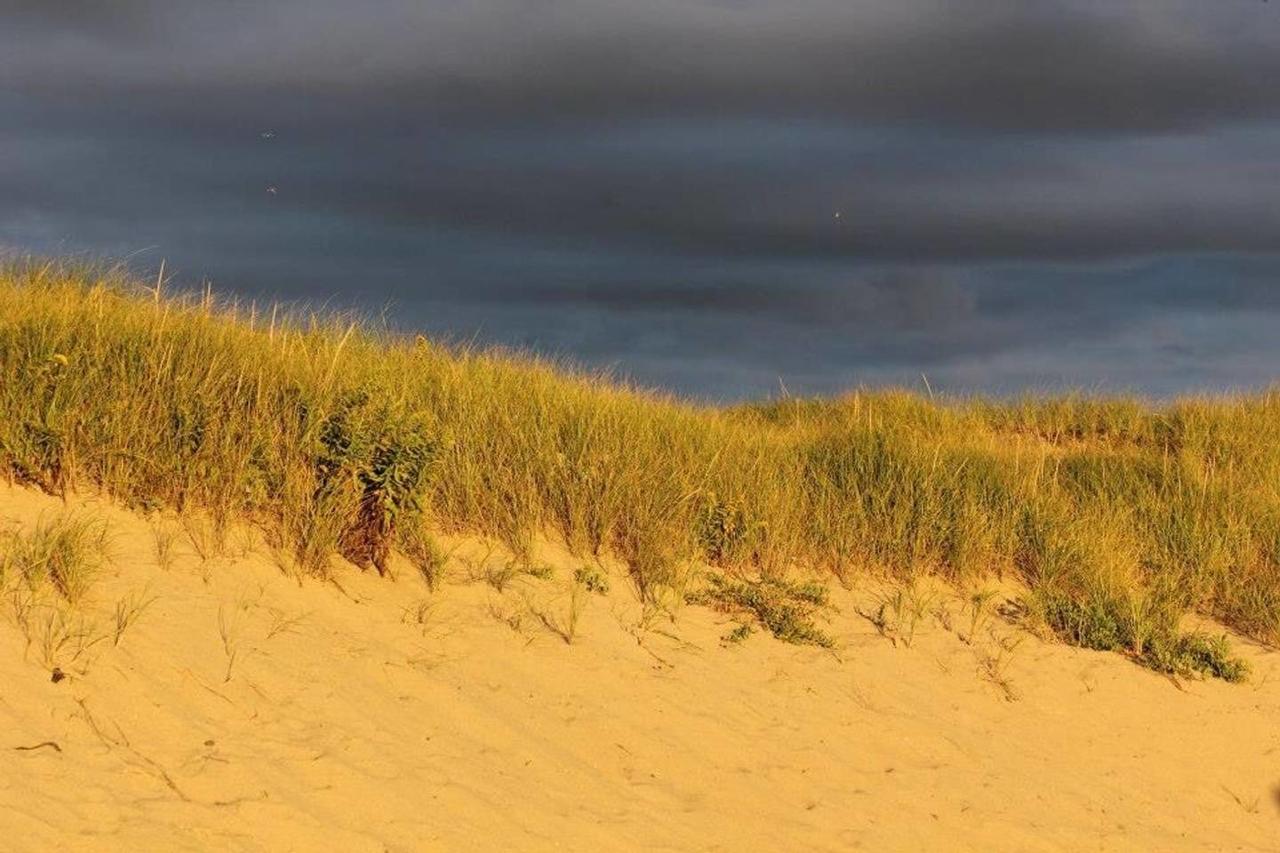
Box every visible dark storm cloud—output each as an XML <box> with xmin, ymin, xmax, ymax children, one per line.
<box><xmin>337</xmin><ymin>123</ymin><xmax>1280</xmax><ymax>264</ymax></box>
<box><xmin>4</xmin><ymin>1</ymin><xmax>1280</xmax><ymax>132</ymax></box>
<box><xmin>3</xmin><ymin>1</ymin><xmax>1280</xmax><ymax>398</ymax></box>
<box><xmin>0</xmin><ymin>1</ymin><xmax>153</xmax><ymax>34</ymax></box>
<box><xmin>18</xmin><ymin>114</ymin><xmax>1277</xmax><ymax>268</ymax></box>
<box><xmin>513</xmin><ymin>271</ymin><xmax>977</xmax><ymax>336</ymax></box>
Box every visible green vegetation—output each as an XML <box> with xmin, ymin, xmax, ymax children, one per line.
<box><xmin>1</xmin><ymin>259</ymin><xmax>1275</xmax><ymax>677</ymax></box>
<box><xmin>574</xmin><ymin>565</ymin><xmax>611</xmax><ymax>596</ymax></box>
<box><xmin>688</xmin><ymin>573</ymin><xmax>834</xmax><ymax>647</ymax></box>
<box><xmin>0</xmin><ymin>512</ymin><xmax>108</xmax><ymax>603</ymax></box>
<box><xmin>863</xmin><ymin>580</ymin><xmax>938</xmax><ymax>649</ymax></box>
<box><xmin>1036</xmin><ymin>590</ymin><xmax>1250</xmax><ymax>682</ymax></box>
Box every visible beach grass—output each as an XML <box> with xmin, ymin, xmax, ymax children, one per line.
<box><xmin>2</xmin><ymin>258</ymin><xmax>1276</xmax><ymax>676</ymax></box>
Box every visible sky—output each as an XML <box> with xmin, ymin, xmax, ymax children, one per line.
<box><xmin>2</xmin><ymin>0</ymin><xmax>1279</xmax><ymax>400</ymax></box>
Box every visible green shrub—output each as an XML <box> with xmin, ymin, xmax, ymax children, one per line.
<box><xmin>312</xmin><ymin>391</ymin><xmax>438</xmax><ymax>575</ymax></box>
<box><xmin>688</xmin><ymin>573</ymin><xmax>833</xmax><ymax>648</ymax></box>
<box><xmin>1144</xmin><ymin>631</ymin><xmax>1250</xmax><ymax>683</ymax></box>
<box><xmin>574</xmin><ymin>565</ymin><xmax>610</xmax><ymax>595</ymax></box>
<box><xmin>1035</xmin><ymin>589</ymin><xmax>1249</xmax><ymax>682</ymax></box>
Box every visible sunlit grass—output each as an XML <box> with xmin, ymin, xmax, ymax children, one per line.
<box><xmin>2</xmin><ymin>257</ymin><xmax>1277</xmax><ymax>677</ymax></box>
<box><xmin>0</xmin><ymin>512</ymin><xmax>108</xmax><ymax>603</ymax></box>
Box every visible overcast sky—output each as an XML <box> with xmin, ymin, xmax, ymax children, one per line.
<box><xmin>3</xmin><ymin>1</ymin><xmax>1279</xmax><ymax>399</ymax></box>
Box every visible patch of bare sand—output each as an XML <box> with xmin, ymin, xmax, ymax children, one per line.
<box><xmin>0</xmin><ymin>485</ymin><xmax>1277</xmax><ymax>852</ymax></box>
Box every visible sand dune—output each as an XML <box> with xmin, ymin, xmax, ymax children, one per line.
<box><xmin>1</xmin><ymin>484</ymin><xmax>1278</xmax><ymax>852</ymax></box>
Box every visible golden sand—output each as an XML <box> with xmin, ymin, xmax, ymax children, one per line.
<box><xmin>1</xmin><ymin>485</ymin><xmax>1277</xmax><ymax>852</ymax></box>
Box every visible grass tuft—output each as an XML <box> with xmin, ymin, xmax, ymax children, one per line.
<box><xmin>0</xmin><ymin>513</ymin><xmax>108</xmax><ymax>602</ymax></box>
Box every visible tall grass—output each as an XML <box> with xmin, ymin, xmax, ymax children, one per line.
<box><xmin>2</xmin><ymin>259</ymin><xmax>1278</xmax><ymax>669</ymax></box>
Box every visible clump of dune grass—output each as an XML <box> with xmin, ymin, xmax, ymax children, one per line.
<box><xmin>0</xmin><ymin>513</ymin><xmax>108</xmax><ymax>602</ymax></box>
<box><xmin>2</xmin><ymin>257</ymin><xmax>1279</xmax><ymax>678</ymax></box>
<box><xmin>396</xmin><ymin>525</ymin><xmax>447</xmax><ymax>589</ymax></box>
<box><xmin>863</xmin><ymin>579</ymin><xmax>939</xmax><ymax>649</ymax></box>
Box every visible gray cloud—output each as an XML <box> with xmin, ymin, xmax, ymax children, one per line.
<box><xmin>3</xmin><ymin>1</ymin><xmax>1280</xmax><ymax>399</ymax></box>
<box><xmin>8</xmin><ymin>114</ymin><xmax>1275</xmax><ymax>265</ymax></box>
<box><xmin>5</xmin><ymin>1</ymin><xmax>1280</xmax><ymax>132</ymax></box>
<box><xmin>513</xmin><ymin>272</ymin><xmax>977</xmax><ymax>335</ymax></box>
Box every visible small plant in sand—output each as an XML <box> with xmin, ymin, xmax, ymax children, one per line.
<box><xmin>975</xmin><ymin>630</ymin><xmax>1022</xmax><ymax>702</ymax></box>
<box><xmin>562</xmin><ymin>579</ymin><xmax>585</xmax><ymax>644</ymax></box>
<box><xmin>7</xmin><ymin>586</ymin><xmax>37</xmax><ymax>646</ymax></box>
<box><xmin>485</xmin><ymin>561</ymin><xmax>522</xmax><ymax>592</ymax></box>
<box><xmin>527</xmin><ymin>566</ymin><xmax>608</xmax><ymax>644</ymax></box>
<box><xmin>1144</xmin><ymin>631</ymin><xmax>1249</xmax><ymax>683</ymax></box>
<box><xmin>687</xmin><ymin>573</ymin><xmax>834</xmax><ymax>648</ymax></box>
<box><xmin>228</xmin><ymin>525</ymin><xmax>259</xmax><ymax>560</ymax></box>
<box><xmin>1223</xmin><ymin>786</ymin><xmax>1262</xmax><ymax>815</ymax></box>
<box><xmin>573</xmin><ymin>565</ymin><xmax>610</xmax><ymax>596</ymax></box>
<box><xmin>401</xmin><ymin>598</ymin><xmax>435</xmax><ymax>632</ymax></box>
<box><xmin>264</xmin><ymin>608</ymin><xmax>309</xmax><ymax>641</ymax></box>
<box><xmin>0</xmin><ymin>513</ymin><xmax>108</xmax><ymax>603</ymax></box>
<box><xmin>151</xmin><ymin>521</ymin><xmax>179</xmax><ymax>571</ymax></box>
<box><xmin>487</xmin><ymin>599</ymin><xmax>526</xmax><ymax>633</ymax></box>
<box><xmin>35</xmin><ymin>604</ymin><xmax>106</xmax><ymax>675</ymax></box>
<box><xmin>474</xmin><ymin>553</ymin><xmax>554</xmax><ymax>593</ymax></box>
<box><xmin>962</xmin><ymin>587</ymin><xmax>999</xmax><ymax>645</ymax></box>
<box><xmin>863</xmin><ymin>580</ymin><xmax>937</xmax><ymax>649</ymax></box>
<box><xmin>180</xmin><ymin>511</ymin><xmax>224</xmax><ymax>565</ymax></box>
<box><xmin>523</xmin><ymin>563</ymin><xmax>555</xmax><ymax>581</ymax></box>
<box><xmin>538</xmin><ymin>583</ymin><xmax>581</xmax><ymax>645</ymax></box>
<box><xmin>217</xmin><ymin>602</ymin><xmax>243</xmax><ymax>682</ymax></box>
<box><xmin>112</xmin><ymin>587</ymin><xmax>157</xmax><ymax>647</ymax></box>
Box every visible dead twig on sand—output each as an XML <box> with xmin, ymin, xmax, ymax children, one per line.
<box><xmin>13</xmin><ymin>741</ymin><xmax>62</xmax><ymax>753</ymax></box>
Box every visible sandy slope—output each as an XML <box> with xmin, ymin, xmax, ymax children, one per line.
<box><xmin>0</xmin><ymin>485</ymin><xmax>1278</xmax><ymax>852</ymax></box>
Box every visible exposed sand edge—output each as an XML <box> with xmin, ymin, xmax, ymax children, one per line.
<box><xmin>1</xmin><ymin>484</ymin><xmax>1277</xmax><ymax>852</ymax></box>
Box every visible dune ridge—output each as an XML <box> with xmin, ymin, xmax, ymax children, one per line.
<box><xmin>2</xmin><ymin>260</ymin><xmax>1280</xmax><ymax>680</ymax></box>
